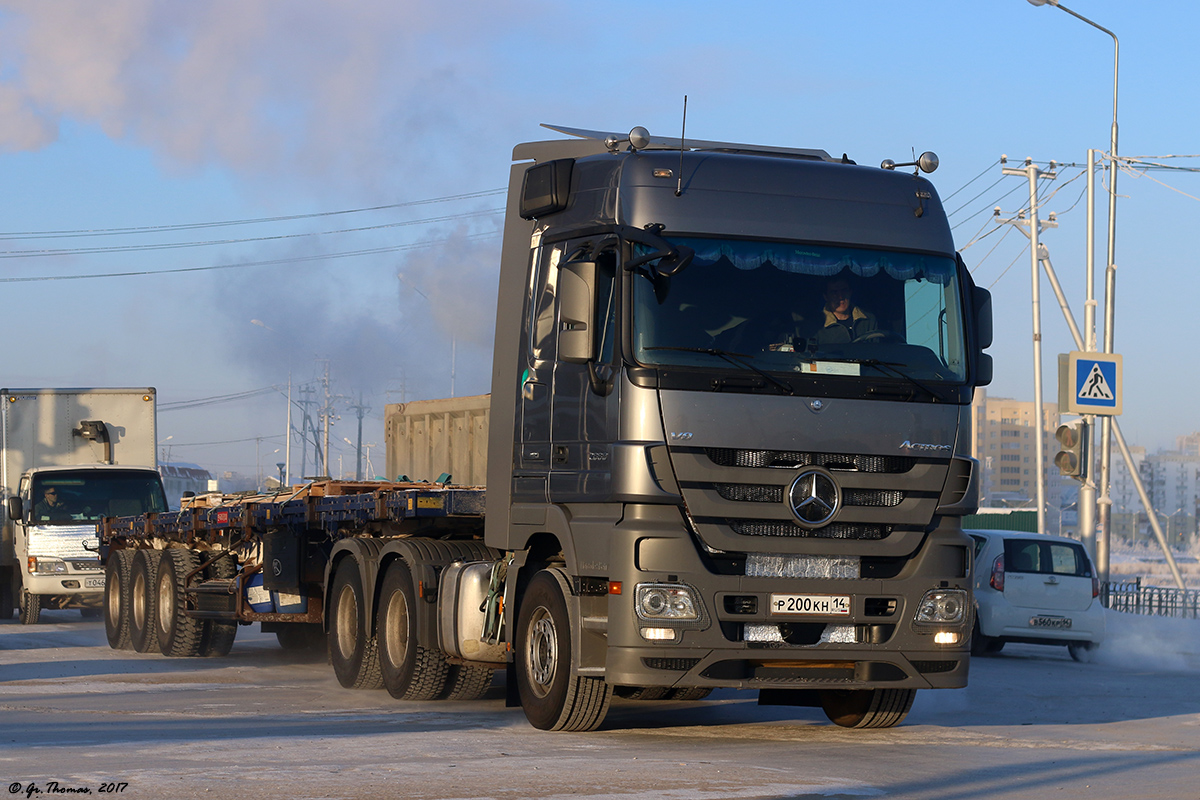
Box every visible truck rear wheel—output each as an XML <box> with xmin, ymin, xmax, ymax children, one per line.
<box><xmin>18</xmin><ymin>588</ymin><xmax>41</xmax><ymax>625</ymax></box>
<box><xmin>820</xmin><ymin>688</ymin><xmax>916</xmax><ymax>729</ymax></box>
<box><xmin>104</xmin><ymin>549</ymin><xmax>135</xmax><ymax>650</ymax></box>
<box><xmin>443</xmin><ymin>664</ymin><xmax>494</xmax><ymax>701</ymax></box>
<box><xmin>377</xmin><ymin>559</ymin><xmax>449</xmax><ymax>700</ymax></box>
<box><xmin>515</xmin><ymin>570</ymin><xmax>612</xmax><ymax>732</ymax></box>
<box><xmin>156</xmin><ymin>549</ymin><xmax>205</xmax><ymax>657</ymax></box>
<box><xmin>129</xmin><ymin>549</ymin><xmax>160</xmax><ymax>653</ymax></box>
<box><xmin>199</xmin><ymin>553</ymin><xmax>238</xmax><ymax>658</ymax></box>
<box><xmin>328</xmin><ymin>558</ymin><xmax>383</xmax><ymax>690</ymax></box>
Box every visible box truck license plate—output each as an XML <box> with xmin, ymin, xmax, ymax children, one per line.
<box><xmin>84</xmin><ymin>577</ymin><xmax>105</xmax><ymax>589</ymax></box>
<box><xmin>769</xmin><ymin>593</ymin><xmax>850</xmax><ymax>616</ymax></box>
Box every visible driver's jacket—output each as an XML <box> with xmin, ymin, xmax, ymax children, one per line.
<box><xmin>815</xmin><ymin>306</ymin><xmax>879</xmax><ymax>344</ymax></box>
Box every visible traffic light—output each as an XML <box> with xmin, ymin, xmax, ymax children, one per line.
<box><xmin>1054</xmin><ymin>419</ymin><xmax>1089</xmax><ymax>479</ymax></box>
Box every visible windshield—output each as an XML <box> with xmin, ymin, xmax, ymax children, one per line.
<box><xmin>31</xmin><ymin>470</ymin><xmax>169</xmax><ymax>525</ymax></box>
<box><xmin>631</xmin><ymin>237</ymin><xmax>968</xmax><ymax>383</ymax></box>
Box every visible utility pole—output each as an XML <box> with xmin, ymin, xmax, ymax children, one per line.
<box><xmin>296</xmin><ymin>384</ymin><xmax>319</xmax><ymax>478</ymax></box>
<box><xmin>319</xmin><ymin>360</ymin><xmax>333</xmax><ymax>479</ymax></box>
<box><xmin>999</xmin><ymin>156</ymin><xmax>1057</xmax><ymax>534</ymax></box>
<box><xmin>347</xmin><ymin>391</ymin><xmax>371</xmax><ymax>481</ymax></box>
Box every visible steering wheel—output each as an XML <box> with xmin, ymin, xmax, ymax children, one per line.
<box><xmin>854</xmin><ymin>330</ymin><xmax>901</xmax><ymax>344</ymax></box>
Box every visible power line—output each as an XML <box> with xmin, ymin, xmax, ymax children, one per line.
<box><xmin>0</xmin><ymin>188</ymin><xmax>506</xmax><ymax>241</ymax></box>
<box><xmin>0</xmin><ymin>207</ymin><xmax>504</xmax><ymax>259</ymax></box>
<box><xmin>0</xmin><ymin>230</ymin><xmax>502</xmax><ymax>283</ymax></box>
<box><xmin>160</xmin><ymin>386</ymin><xmax>281</xmax><ymax>411</ymax></box>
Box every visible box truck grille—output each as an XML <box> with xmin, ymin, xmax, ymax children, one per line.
<box><xmin>706</xmin><ymin>448</ymin><xmax>915</xmax><ymax>473</ymax></box>
<box><xmin>729</xmin><ymin>520</ymin><xmax>890</xmax><ymax>540</ymax></box>
<box><xmin>714</xmin><ymin>483</ymin><xmax>903</xmax><ymax>508</ymax></box>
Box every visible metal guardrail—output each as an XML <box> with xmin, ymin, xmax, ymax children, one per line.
<box><xmin>1102</xmin><ymin>578</ymin><xmax>1200</xmax><ymax>619</ymax></box>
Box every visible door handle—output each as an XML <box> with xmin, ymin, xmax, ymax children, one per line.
<box><xmin>553</xmin><ymin>445</ymin><xmax>568</xmax><ymax>464</ymax></box>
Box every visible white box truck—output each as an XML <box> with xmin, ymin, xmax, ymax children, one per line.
<box><xmin>1</xmin><ymin>388</ymin><xmax>168</xmax><ymax>623</ymax></box>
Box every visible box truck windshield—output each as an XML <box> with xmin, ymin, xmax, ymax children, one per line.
<box><xmin>30</xmin><ymin>470</ymin><xmax>168</xmax><ymax>525</ymax></box>
<box><xmin>630</xmin><ymin>238</ymin><xmax>967</xmax><ymax>384</ymax></box>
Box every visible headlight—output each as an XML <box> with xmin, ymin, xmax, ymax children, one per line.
<box><xmin>28</xmin><ymin>556</ymin><xmax>68</xmax><ymax>574</ymax></box>
<box><xmin>636</xmin><ymin>584</ymin><xmax>699</xmax><ymax>621</ymax></box>
<box><xmin>913</xmin><ymin>588</ymin><xmax>968</xmax><ymax>626</ymax></box>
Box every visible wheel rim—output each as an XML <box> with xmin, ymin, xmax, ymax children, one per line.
<box><xmin>106</xmin><ymin>568</ymin><xmax>121</xmax><ymax>628</ymax></box>
<box><xmin>157</xmin><ymin>568</ymin><xmax>174</xmax><ymax>634</ymax></box>
<box><xmin>335</xmin><ymin>584</ymin><xmax>358</xmax><ymax>659</ymax></box>
<box><xmin>132</xmin><ymin>571</ymin><xmax>146</xmax><ymax>630</ymax></box>
<box><xmin>525</xmin><ymin>606</ymin><xmax>557</xmax><ymax>699</ymax></box>
<box><xmin>383</xmin><ymin>589</ymin><xmax>409</xmax><ymax>666</ymax></box>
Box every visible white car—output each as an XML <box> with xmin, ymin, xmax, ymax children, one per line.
<box><xmin>968</xmin><ymin>529</ymin><xmax>1105</xmax><ymax>662</ymax></box>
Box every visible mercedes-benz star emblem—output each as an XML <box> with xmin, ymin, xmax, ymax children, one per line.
<box><xmin>787</xmin><ymin>467</ymin><xmax>841</xmax><ymax>528</ymax></box>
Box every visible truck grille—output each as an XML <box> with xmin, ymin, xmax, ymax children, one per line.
<box><xmin>730</xmin><ymin>520</ymin><xmax>889</xmax><ymax>540</ymax></box>
<box><xmin>706</xmin><ymin>448</ymin><xmax>915</xmax><ymax>473</ymax></box>
<box><xmin>714</xmin><ymin>483</ymin><xmax>903</xmax><ymax>508</ymax></box>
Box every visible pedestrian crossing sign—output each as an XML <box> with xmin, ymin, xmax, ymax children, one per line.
<box><xmin>1058</xmin><ymin>351</ymin><xmax>1122</xmax><ymax>416</ymax></box>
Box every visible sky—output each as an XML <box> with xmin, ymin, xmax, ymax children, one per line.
<box><xmin>0</xmin><ymin>0</ymin><xmax>1197</xmax><ymax>483</ymax></box>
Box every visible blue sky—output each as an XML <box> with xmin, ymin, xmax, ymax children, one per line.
<box><xmin>0</xmin><ymin>0</ymin><xmax>1196</xmax><ymax>479</ymax></box>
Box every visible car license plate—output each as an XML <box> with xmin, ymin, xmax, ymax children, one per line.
<box><xmin>769</xmin><ymin>593</ymin><xmax>850</xmax><ymax>616</ymax></box>
<box><xmin>84</xmin><ymin>577</ymin><xmax>105</xmax><ymax>589</ymax></box>
<box><xmin>1029</xmin><ymin>615</ymin><xmax>1071</xmax><ymax>629</ymax></box>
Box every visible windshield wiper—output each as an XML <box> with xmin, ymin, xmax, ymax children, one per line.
<box><xmin>808</xmin><ymin>355</ymin><xmax>950</xmax><ymax>402</ymax></box>
<box><xmin>644</xmin><ymin>346</ymin><xmax>795</xmax><ymax>396</ymax></box>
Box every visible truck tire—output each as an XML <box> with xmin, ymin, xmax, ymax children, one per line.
<box><xmin>199</xmin><ymin>553</ymin><xmax>238</xmax><ymax>658</ymax></box>
<box><xmin>443</xmin><ymin>664</ymin><xmax>494</xmax><ymax>701</ymax></box>
<box><xmin>328</xmin><ymin>558</ymin><xmax>384</xmax><ymax>690</ymax></box>
<box><xmin>155</xmin><ymin>549</ymin><xmax>205</xmax><ymax>657</ymax></box>
<box><xmin>669</xmin><ymin>687</ymin><xmax>712</xmax><ymax>701</ymax></box>
<box><xmin>129</xmin><ymin>549</ymin><xmax>160</xmax><ymax>653</ymax></box>
<box><xmin>613</xmin><ymin>686</ymin><xmax>671</xmax><ymax>701</ymax></box>
<box><xmin>104</xmin><ymin>549</ymin><xmax>135</xmax><ymax>650</ymax></box>
<box><xmin>820</xmin><ymin>688</ymin><xmax>916</xmax><ymax>729</ymax></box>
<box><xmin>18</xmin><ymin>588</ymin><xmax>41</xmax><ymax>625</ymax></box>
<box><xmin>515</xmin><ymin>570</ymin><xmax>612</xmax><ymax>731</ymax></box>
<box><xmin>376</xmin><ymin>559</ymin><xmax>449</xmax><ymax>700</ymax></box>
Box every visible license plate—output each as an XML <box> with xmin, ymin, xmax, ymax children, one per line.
<box><xmin>1029</xmin><ymin>615</ymin><xmax>1071</xmax><ymax>629</ymax></box>
<box><xmin>84</xmin><ymin>577</ymin><xmax>105</xmax><ymax>589</ymax></box>
<box><xmin>769</xmin><ymin>593</ymin><xmax>851</xmax><ymax>616</ymax></box>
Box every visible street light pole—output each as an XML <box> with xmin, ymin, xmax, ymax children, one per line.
<box><xmin>1027</xmin><ymin>0</ymin><xmax>1119</xmax><ymax>582</ymax></box>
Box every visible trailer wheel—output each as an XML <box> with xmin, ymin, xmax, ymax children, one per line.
<box><xmin>129</xmin><ymin>549</ymin><xmax>160</xmax><ymax>653</ymax></box>
<box><xmin>820</xmin><ymin>688</ymin><xmax>916</xmax><ymax>729</ymax></box>
<box><xmin>377</xmin><ymin>559</ymin><xmax>449</xmax><ymax>700</ymax></box>
<box><xmin>443</xmin><ymin>664</ymin><xmax>494</xmax><ymax>701</ymax></box>
<box><xmin>104</xmin><ymin>549</ymin><xmax>135</xmax><ymax>650</ymax></box>
<box><xmin>155</xmin><ymin>549</ymin><xmax>205</xmax><ymax>657</ymax></box>
<box><xmin>18</xmin><ymin>588</ymin><xmax>41</xmax><ymax>625</ymax></box>
<box><xmin>515</xmin><ymin>570</ymin><xmax>612</xmax><ymax>731</ymax></box>
<box><xmin>328</xmin><ymin>558</ymin><xmax>383</xmax><ymax>690</ymax></box>
<box><xmin>199</xmin><ymin>553</ymin><xmax>238</xmax><ymax>658</ymax></box>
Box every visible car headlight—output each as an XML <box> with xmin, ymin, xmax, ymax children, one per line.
<box><xmin>28</xmin><ymin>556</ymin><xmax>68</xmax><ymax>574</ymax></box>
<box><xmin>913</xmin><ymin>588</ymin><xmax>968</xmax><ymax>627</ymax></box>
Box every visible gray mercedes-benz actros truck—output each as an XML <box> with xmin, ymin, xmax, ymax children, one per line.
<box><xmin>99</xmin><ymin>124</ymin><xmax>992</xmax><ymax>733</ymax></box>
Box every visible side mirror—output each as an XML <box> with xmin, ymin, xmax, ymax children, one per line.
<box><xmin>973</xmin><ymin>286</ymin><xmax>993</xmax><ymax>350</ymax></box>
<box><xmin>6</xmin><ymin>496</ymin><xmax>23</xmax><ymax>522</ymax></box>
<box><xmin>558</xmin><ymin>260</ymin><xmax>596</xmax><ymax>363</ymax></box>
<box><xmin>976</xmin><ymin>353</ymin><xmax>993</xmax><ymax>387</ymax></box>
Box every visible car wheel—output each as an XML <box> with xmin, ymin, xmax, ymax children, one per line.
<box><xmin>1068</xmin><ymin>642</ymin><xmax>1097</xmax><ymax>663</ymax></box>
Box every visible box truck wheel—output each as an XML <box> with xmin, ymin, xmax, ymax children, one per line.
<box><xmin>376</xmin><ymin>559</ymin><xmax>449</xmax><ymax>700</ymax></box>
<box><xmin>820</xmin><ymin>688</ymin><xmax>916</xmax><ymax>729</ymax></box>
<box><xmin>515</xmin><ymin>570</ymin><xmax>612</xmax><ymax>732</ymax></box>
<box><xmin>129</xmin><ymin>549</ymin><xmax>161</xmax><ymax>653</ymax></box>
<box><xmin>199</xmin><ymin>553</ymin><xmax>237</xmax><ymax>658</ymax></box>
<box><xmin>155</xmin><ymin>549</ymin><xmax>205</xmax><ymax>657</ymax></box>
<box><xmin>328</xmin><ymin>558</ymin><xmax>383</xmax><ymax>690</ymax></box>
<box><xmin>104</xmin><ymin>549</ymin><xmax>135</xmax><ymax>650</ymax></box>
<box><xmin>0</xmin><ymin>569</ymin><xmax>14</xmax><ymax>620</ymax></box>
<box><xmin>18</xmin><ymin>588</ymin><xmax>41</xmax><ymax>625</ymax></box>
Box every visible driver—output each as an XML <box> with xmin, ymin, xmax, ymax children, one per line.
<box><xmin>34</xmin><ymin>487</ymin><xmax>72</xmax><ymax>522</ymax></box>
<box><xmin>813</xmin><ymin>277</ymin><xmax>879</xmax><ymax>345</ymax></box>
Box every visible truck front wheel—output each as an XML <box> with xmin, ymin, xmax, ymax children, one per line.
<box><xmin>328</xmin><ymin>558</ymin><xmax>383</xmax><ymax>690</ymax></box>
<box><xmin>515</xmin><ymin>570</ymin><xmax>611</xmax><ymax>731</ymax></box>
<box><xmin>376</xmin><ymin>559</ymin><xmax>449</xmax><ymax>700</ymax></box>
<box><xmin>18</xmin><ymin>588</ymin><xmax>41</xmax><ymax>625</ymax></box>
<box><xmin>104</xmin><ymin>549</ymin><xmax>135</xmax><ymax>650</ymax></box>
<box><xmin>820</xmin><ymin>688</ymin><xmax>916</xmax><ymax>729</ymax></box>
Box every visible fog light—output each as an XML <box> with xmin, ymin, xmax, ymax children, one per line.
<box><xmin>640</xmin><ymin>627</ymin><xmax>678</xmax><ymax>642</ymax></box>
<box><xmin>934</xmin><ymin>631</ymin><xmax>960</xmax><ymax>645</ymax></box>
